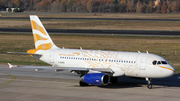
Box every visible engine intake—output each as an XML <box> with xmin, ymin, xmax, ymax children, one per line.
<box><xmin>80</xmin><ymin>73</ymin><xmax>110</xmax><ymax>86</ymax></box>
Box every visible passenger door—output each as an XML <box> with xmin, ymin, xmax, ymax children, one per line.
<box><xmin>140</xmin><ymin>57</ymin><xmax>147</xmax><ymax>70</ymax></box>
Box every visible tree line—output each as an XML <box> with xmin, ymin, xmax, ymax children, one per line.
<box><xmin>0</xmin><ymin>0</ymin><xmax>180</xmax><ymax>13</ymax></box>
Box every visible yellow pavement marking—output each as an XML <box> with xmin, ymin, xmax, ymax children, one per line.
<box><xmin>0</xmin><ymin>72</ymin><xmax>16</xmax><ymax>86</ymax></box>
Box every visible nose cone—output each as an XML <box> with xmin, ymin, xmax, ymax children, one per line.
<box><xmin>166</xmin><ymin>65</ymin><xmax>175</xmax><ymax>77</ymax></box>
<box><xmin>171</xmin><ymin>65</ymin><xmax>175</xmax><ymax>73</ymax></box>
<box><xmin>158</xmin><ymin>64</ymin><xmax>175</xmax><ymax>78</ymax></box>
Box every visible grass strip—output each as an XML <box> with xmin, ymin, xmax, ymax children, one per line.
<box><xmin>0</xmin><ymin>19</ymin><xmax>180</xmax><ymax>31</ymax></box>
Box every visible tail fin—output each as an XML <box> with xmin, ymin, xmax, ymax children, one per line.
<box><xmin>30</xmin><ymin>15</ymin><xmax>58</xmax><ymax>50</ymax></box>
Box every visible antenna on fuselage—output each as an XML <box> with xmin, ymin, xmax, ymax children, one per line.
<box><xmin>80</xmin><ymin>47</ymin><xmax>82</xmax><ymax>50</ymax></box>
<box><xmin>146</xmin><ymin>51</ymin><xmax>149</xmax><ymax>54</ymax></box>
<box><xmin>138</xmin><ymin>51</ymin><xmax>141</xmax><ymax>53</ymax></box>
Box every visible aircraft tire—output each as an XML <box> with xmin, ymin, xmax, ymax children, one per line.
<box><xmin>147</xmin><ymin>84</ymin><xmax>152</xmax><ymax>89</ymax></box>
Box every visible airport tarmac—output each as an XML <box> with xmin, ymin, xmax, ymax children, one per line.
<box><xmin>0</xmin><ymin>64</ymin><xmax>180</xmax><ymax>101</ymax></box>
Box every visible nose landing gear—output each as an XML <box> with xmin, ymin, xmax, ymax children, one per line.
<box><xmin>146</xmin><ymin>77</ymin><xmax>152</xmax><ymax>89</ymax></box>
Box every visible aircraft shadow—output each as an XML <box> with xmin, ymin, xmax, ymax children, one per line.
<box><xmin>99</xmin><ymin>82</ymin><xmax>143</xmax><ymax>89</ymax></box>
<box><xmin>151</xmin><ymin>73</ymin><xmax>180</xmax><ymax>87</ymax></box>
<box><xmin>72</xmin><ymin>74</ymin><xmax>180</xmax><ymax>89</ymax></box>
<box><xmin>71</xmin><ymin>74</ymin><xmax>180</xmax><ymax>89</ymax></box>
<box><xmin>101</xmin><ymin>74</ymin><xmax>180</xmax><ymax>89</ymax></box>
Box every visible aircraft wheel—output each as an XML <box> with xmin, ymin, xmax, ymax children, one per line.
<box><xmin>147</xmin><ymin>84</ymin><xmax>152</xmax><ymax>89</ymax></box>
<box><xmin>79</xmin><ymin>81</ymin><xmax>89</xmax><ymax>86</ymax></box>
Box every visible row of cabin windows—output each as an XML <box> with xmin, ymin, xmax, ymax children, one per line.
<box><xmin>60</xmin><ymin>56</ymin><xmax>136</xmax><ymax>64</ymax></box>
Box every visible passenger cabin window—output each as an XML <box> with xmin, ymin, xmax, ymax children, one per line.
<box><xmin>152</xmin><ymin>60</ymin><xmax>157</xmax><ymax>65</ymax></box>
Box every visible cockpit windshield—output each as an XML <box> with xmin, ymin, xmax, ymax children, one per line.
<box><xmin>157</xmin><ymin>61</ymin><xmax>161</xmax><ymax>65</ymax></box>
<box><xmin>152</xmin><ymin>60</ymin><xmax>168</xmax><ymax>65</ymax></box>
<box><xmin>161</xmin><ymin>61</ymin><xmax>168</xmax><ymax>64</ymax></box>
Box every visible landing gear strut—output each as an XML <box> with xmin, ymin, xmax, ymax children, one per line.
<box><xmin>146</xmin><ymin>77</ymin><xmax>152</xmax><ymax>89</ymax></box>
<box><xmin>79</xmin><ymin>81</ymin><xmax>89</xmax><ymax>86</ymax></box>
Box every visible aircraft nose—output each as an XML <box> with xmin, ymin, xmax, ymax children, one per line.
<box><xmin>167</xmin><ymin>65</ymin><xmax>175</xmax><ymax>76</ymax></box>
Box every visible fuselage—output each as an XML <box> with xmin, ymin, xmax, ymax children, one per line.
<box><xmin>35</xmin><ymin>48</ymin><xmax>175</xmax><ymax>79</ymax></box>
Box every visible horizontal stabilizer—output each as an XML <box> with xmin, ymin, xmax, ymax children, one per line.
<box><xmin>7</xmin><ymin>52</ymin><xmax>41</xmax><ymax>56</ymax></box>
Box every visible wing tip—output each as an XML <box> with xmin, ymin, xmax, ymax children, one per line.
<box><xmin>7</xmin><ymin>63</ymin><xmax>12</xmax><ymax>69</ymax></box>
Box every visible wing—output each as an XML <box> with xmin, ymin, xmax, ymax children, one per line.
<box><xmin>8</xmin><ymin>63</ymin><xmax>114</xmax><ymax>75</ymax></box>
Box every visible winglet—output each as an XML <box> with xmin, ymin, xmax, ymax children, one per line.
<box><xmin>8</xmin><ymin>63</ymin><xmax>12</xmax><ymax>69</ymax></box>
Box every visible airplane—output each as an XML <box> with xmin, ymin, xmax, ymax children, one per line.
<box><xmin>8</xmin><ymin>15</ymin><xmax>175</xmax><ymax>89</ymax></box>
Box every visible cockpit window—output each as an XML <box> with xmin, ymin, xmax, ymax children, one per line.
<box><xmin>152</xmin><ymin>60</ymin><xmax>157</xmax><ymax>65</ymax></box>
<box><xmin>161</xmin><ymin>61</ymin><xmax>167</xmax><ymax>64</ymax></box>
<box><xmin>152</xmin><ymin>60</ymin><xmax>168</xmax><ymax>65</ymax></box>
<box><xmin>157</xmin><ymin>61</ymin><xmax>161</xmax><ymax>65</ymax></box>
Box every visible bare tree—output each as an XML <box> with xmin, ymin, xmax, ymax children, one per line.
<box><xmin>161</xmin><ymin>1</ymin><xmax>168</xmax><ymax>14</ymax></box>
<box><xmin>156</xmin><ymin>1</ymin><xmax>161</xmax><ymax>13</ymax></box>
<box><xmin>171</xmin><ymin>1</ymin><xmax>180</xmax><ymax>13</ymax></box>
<box><xmin>167</xmin><ymin>0</ymin><xmax>172</xmax><ymax>13</ymax></box>
<box><xmin>127</xmin><ymin>0</ymin><xmax>135</xmax><ymax>13</ymax></box>
<box><xmin>86</xmin><ymin>0</ymin><xmax>93</xmax><ymax>13</ymax></box>
<box><xmin>135</xmin><ymin>0</ymin><xmax>142</xmax><ymax>13</ymax></box>
<box><xmin>51</xmin><ymin>1</ymin><xmax>58</xmax><ymax>12</ymax></box>
<box><xmin>119</xmin><ymin>0</ymin><xmax>127</xmax><ymax>12</ymax></box>
<box><xmin>146</xmin><ymin>0</ymin><xmax>153</xmax><ymax>13</ymax></box>
<box><xmin>60</xmin><ymin>0</ymin><xmax>67</xmax><ymax>12</ymax></box>
<box><xmin>67</xmin><ymin>0</ymin><xmax>75</xmax><ymax>12</ymax></box>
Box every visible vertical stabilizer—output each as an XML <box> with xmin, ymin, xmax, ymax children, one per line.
<box><xmin>30</xmin><ymin>15</ymin><xmax>58</xmax><ymax>50</ymax></box>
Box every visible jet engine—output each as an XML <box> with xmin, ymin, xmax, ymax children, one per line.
<box><xmin>80</xmin><ymin>73</ymin><xmax>110</xmax><ymax>86</ymax></box>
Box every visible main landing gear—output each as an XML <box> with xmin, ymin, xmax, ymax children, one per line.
<box><xmin>79</xmin><ymin>81</ymin><xmax>89</xmax><ymax>86</ymax></box>
<box><xmin>146</xmin><ymin>77</ymin><xmax>152</xmax><ymax>89</ymax></box>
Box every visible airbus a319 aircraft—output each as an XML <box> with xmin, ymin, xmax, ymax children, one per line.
<box><xmin>8</xmin><ymin>15</ymin><xmax>175</xmax><ymax>89</ymax></box>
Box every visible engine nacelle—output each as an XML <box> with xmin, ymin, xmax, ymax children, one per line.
<box><xmin>80</xmin><ymin>73</ymin><xmax>110</xmax><ymax>86</ymax></box>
